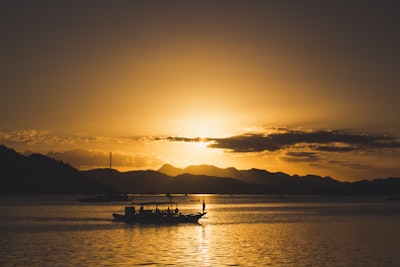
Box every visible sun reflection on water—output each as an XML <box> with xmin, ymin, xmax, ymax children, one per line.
<box><xmin>195</xmin><ymin>226</ymin><xmax>211</xmax><ymax>266</ymax></box>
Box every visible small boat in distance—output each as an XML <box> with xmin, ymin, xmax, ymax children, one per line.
<box><xmin>112</xmin><ymin>201</ymin><xmax>206</xmax><ymax>224</ymax></box>
<box><xmin>78</xmin><ymin>152</ymin><xmax>133</xmax><ymax>203</ymax></box>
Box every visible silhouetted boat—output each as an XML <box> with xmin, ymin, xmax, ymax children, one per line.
<box><xmin>112</xmin><ymin>201</ymin><xmax>206</xmax><ymax>224</ymax></box>
<box><xmin>78</xmin><ymin>152</ymin><xmax>133</xmax><ymax>203</ymax></box>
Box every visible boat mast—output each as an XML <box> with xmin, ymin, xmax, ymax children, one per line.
<box><xmin>108</xmin><ymin>152</ymin><xmax>112</xmax><ymax>192</ymax></box>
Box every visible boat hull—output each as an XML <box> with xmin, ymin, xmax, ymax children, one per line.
<box><xmin>112</xmin><ymin>212</ymin><xmax>206</xmax><ymax>224</ymax></box>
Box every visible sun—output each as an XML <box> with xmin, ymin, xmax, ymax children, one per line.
<box><xmin>196</xmin><ymin>138</ymin><xmax>208</xmax><ymax>149</ymax></box>
<box><xmin>179</xmin><ymin>115</ymin><xmax>227</xmax><ymax>139</ymax></box>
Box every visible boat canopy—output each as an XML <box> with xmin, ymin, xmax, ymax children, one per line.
<box><xmin>131</xmin><ymin>201</ymin><xmax>177</xmax><ymax>206</ymax></box>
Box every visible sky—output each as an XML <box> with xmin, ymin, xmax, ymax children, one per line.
<box><xmin>1</xmin><ymin>0</ymin><xmax>399</xmax><ymax>182</ymax></box>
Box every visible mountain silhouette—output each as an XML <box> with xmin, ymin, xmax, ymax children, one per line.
<box><xmin>158</xmin><ymin>164</ymin><xmax>243</xmax><ymax>180</ymax></box>
<box><xmin>1</xmin><ymin>145</ymin><xmax>400</xmax><ymax>195</ymax></box>
<box><xmin>83</xmin><ymin>169</ymin><xmax>171</xmax><ymax>194</ymax></box>
<box><xmin>157</xmin><ymin>164</ymin><xmax>399</xmax><ymax>195</ymax></box>
<box><xmin>0</xmin><ymin>145</ymin><xmax>111</xmax><ymax>194</ymax></box>
<box><xmin>158</xmin><ymin>164</ymin><xmax>341</xmax><ymax>190</ymax></box>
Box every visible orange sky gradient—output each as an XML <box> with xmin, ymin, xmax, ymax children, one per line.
<box><xmin>1</xmin><ymin>1</ymin><xmax>399</xmax><ymax>182</ymax></box>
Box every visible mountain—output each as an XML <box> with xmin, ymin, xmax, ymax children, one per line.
<box><xmin>1</xmin><ymin>144</ymin><xmax>400</xmax><ymax>195</ymax></box>
<box><xmin>0</xmin><ymin>145</ymin><xmax>110</xmax><ymax>194</ymax></box>
<box><xmin>158</xmin><ymin>164</ymin><xmax>339</xmax><ymax>186</ymax></box>
<box><xmin>85</xmin><ymin>165</ymin><xmax>400</xmax><ymax>195</ymax></box>
<box><xmin>83</xmin><ymin>169</ymin><xmax>252</xmax><ymax>194</ymax></box>
<box><xmin>83</xmin><ymin>169</ymin><xmax>172</xmax><ymax>194</ymax></box>
<box><xmin>158</xmin><ymin>164</ymin><xmax>244</xmax><ymax>180</ymax></box>
<box><xmin>169</xmin><ymin>174</ymin><xmax>254</xmax><ymax>194</ymax></box>
<box><xmin>157</xmin><ymin>164</ymin><xmax>183</xmax><ymax>177</ymax></box>
<box><xmin>157</xmin><ymin>164</ymin><xmax>400</xmax><ymax>195</ymax></box>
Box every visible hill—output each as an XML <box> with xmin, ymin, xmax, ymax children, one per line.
<box><xmin>0</xmin><ymin>145</ymin><xmax>110</xmax><ymax>194</ymax></box>
<box><xmin>83</xmin><ymin>169</ymin><xmax>252</xmax><ymax>194</ymax></box>
<box><xmin>158</xmin><ymin>164</ymin><xmax>243</xmax><ymax>180</ymax></box>
<box><xmin>1</xmin><ymin>145</ymin><xmax>400</xmax><ymax>195</ymax></box>
<box><xmin>83</xmin><ymin>164</ymin><xmax>400</xmax><ymax>195</ymax></box>
<box><xmin>158</xmin><ymin>164</ymin><xmax>400</xmax><ymax>195</ymax></box>
<box><xmin>83</xmin><ymin>169</ymin><xmax>172</xmax><ymax>194</ymax></box>
<box><xmin>158</xmin><ymin>164</ymin><xmax>342</xmax><ymax>191</ymax></box>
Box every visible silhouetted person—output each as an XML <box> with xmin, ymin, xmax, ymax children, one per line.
<box><xmin>202</xmin><ymin>200</ymin><xmax>205</xmax><ymax>213</ymax></box>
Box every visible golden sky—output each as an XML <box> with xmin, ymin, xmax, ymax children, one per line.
<box><xmin>1</xmin><ymin>1</ymin><xmax>399</xmax><ymax>182</ymax></box>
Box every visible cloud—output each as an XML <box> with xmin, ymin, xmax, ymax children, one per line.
<box><xmin>209</xmin><ymin>130</ymin><xmax>400</xmax><ymax>153</ymax></box>
<box><xmin>46</xmin><ymin>149</ymin><xmax>108</xmax><ymax>169</ymax></box>
<box><xmin>0</xmin><ymin>129</ymin><xmax>162</xmax><ymax>171</ymax></box>
<box><xmin>0</xmin><ymin>129</ymin><xmax>144</xmax><ymax>147</ymax></box>
<box><xmin>0</xmin><ymin>129</ymin><xmax>52</xmax><ymax>145</ymax></box>
<box><xmin>281</xmin><ymin>151</ymin><xmax>321</xmax><ymax>162</ymax></box>
<box><xmin>46</xmin><ymin>149</ymin><xmax>162</xmax><ymax>170</ymax></box>
<box><xmin>163</xmin><ymin>128</ymin><xmax>400</xmax><ymax>154</ymax></box>
<box><xmin>156</xmin><ymin>136</ymin><xmax>206</xmax><ymax>143</ymax></box>
<box><xmin>0</xmin><ymin>129</ymin><xmax>96</xmax><ymax>146</ymax></box>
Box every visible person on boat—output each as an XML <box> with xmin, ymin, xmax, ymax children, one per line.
<box><xmin>202</xmin><ymin>200</ymin><xmax>206</xmax><ymax>213</ymax></box>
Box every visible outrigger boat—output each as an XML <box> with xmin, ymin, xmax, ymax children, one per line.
<box><xmin>112</xmin><ymin>201</ymin><xmax>206</xmax><ymax>224</ymax></box>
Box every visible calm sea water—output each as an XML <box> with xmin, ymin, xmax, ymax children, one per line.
<box><xmin>1</xmin><ymin>194</ymin><xmax>399</xmax><ymax>267</ymax></box>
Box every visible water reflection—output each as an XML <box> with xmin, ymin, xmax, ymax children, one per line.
<box><xmin>1</xmin><ymin>195</ymin><xmax>400</xmax><ymax>266</ymax></box>
<box><xmin>196</xmin><ymin>226</ymin><xmax>211</xmax><ymax>266</ymax></box>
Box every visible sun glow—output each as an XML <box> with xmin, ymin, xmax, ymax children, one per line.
<box><xmin>167</xmin><ymin>101</ymin><xmax>242</xmax><ymax>138</ymax></box>
<box><xmin>183</xmin><ymin>118</ymin><xmax>222</xmax><ymax>138</ymax></box>
<box><xmin>195</xmin><ymin>138</ymin><xmax>209</xmax><ymax>149</ymax></box>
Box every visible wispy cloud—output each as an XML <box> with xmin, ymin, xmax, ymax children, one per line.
<box><xmin>0</xmin><ymin>129</ymin><xmax>144</xmax><ymax>146</ymax></box>
<box><xmin>0</xmin><ymin>129</ymin><xmax>162</xmax><ymax>170</ymax></box>
<box><xmin>157</xmin><ymin>136</ymin><xmax>205</xmax><ymax>143</ymax></box>
<box><xmin>0</xmin><ymin>129</ymin><xmax>54</xmax><ymax>145</ymax></box>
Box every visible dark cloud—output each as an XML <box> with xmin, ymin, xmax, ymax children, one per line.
<box><xmin>164</xmin><ymin>129</ymin><xmax>400</xmax><ymax>154</ymax></box>
<box><xmin>210</xmin><ymin>130</ymin><xmax>400</xmax><ymax>153</ymax></box>
<box><xmin>208</xmin><ymin>134</ymin><xmax>273</xmax><ymax>152</ymax></box>
<box><xmin>281</xmin><ymin>151</ymin><xmax>321</xmax><ymax>162</ymax></box>
<box><xmin>314</xmin><ymin>146</ymin><xmax>356</xmax><ymax>152</ymax></box>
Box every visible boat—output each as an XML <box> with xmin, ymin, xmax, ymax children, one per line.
<box><xmin>112</xmin><ymin>201</ymin><xmax>206</xmax><ymax>224</ymax></box>
<box><xmin>78</xmin><ymin>152</ymin><xmax>133</xmax><ymax>203</ymax></box>
<box><xmin>78</xmin><ymin>194</ymin><xmax>132</xmax><ymax>203</ymax></box>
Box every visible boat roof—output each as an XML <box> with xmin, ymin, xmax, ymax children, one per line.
<box><xmin>131</xmin><ymin>201</ymin><xmax>177</xmax><ymax>205</ymax></box>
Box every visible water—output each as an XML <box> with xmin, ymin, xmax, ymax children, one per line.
<box><xmin>1</xmin><ymin>195</ymin><xmax>400</xmax><ymax>266</ymax></box>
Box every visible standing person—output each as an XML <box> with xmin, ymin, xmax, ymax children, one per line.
<box><xmin>202</xmin><ymin>200</ymin><xmax>206</xmax><ymax>213</ymax></box>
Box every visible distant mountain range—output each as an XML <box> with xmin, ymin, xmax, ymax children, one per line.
<box><xmin>0</xmin><ymin>145</ymin><xmax>110</xmax><ymax>194</ymax></box>
<box><xmin>1</xmin><ymin>144</ymin><xmax>400</xmax><ymax>195</ymax></box>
